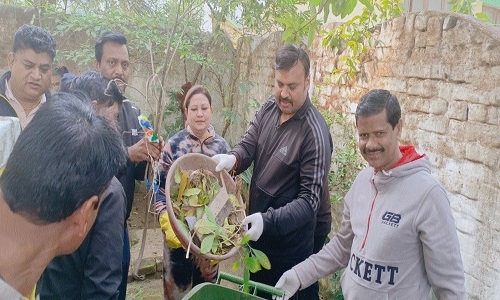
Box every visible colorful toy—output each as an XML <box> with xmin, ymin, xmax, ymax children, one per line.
<box><xmin>138</xmin><ymin>114</ymin><xmax>159</xmax><ymax>143</ymax></box>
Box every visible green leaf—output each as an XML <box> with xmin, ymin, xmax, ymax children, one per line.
<box><xmin>340</xmin><ymin>0</ymin><xmax>358</xmax><ymax>18</ymax></box>
<box><xmin>200</xmin><ymin>234</ymin><xmax>215</xmax><ymax>254</ymax></box>
<box><xmin>183</xmin><ymin>188</ymin><xmax>201</xmax><ymax>197</ymax></box>
<box><xmin>475</xmin><ymin>12</ymin><xmax>491</xmax><ymax>23</ymax></box>
<box><xmin>177</xmin><ymin>219</ymin><xmax>190</xmax><ymax>237</ymax></box>
<box><xmin>232</xmin><ymin>260</ymin><xmax>240</xmax><ymax>270</ymax></box>
<box><xmin>245</xmin><ymin>256</ymin><xmax>261</xmax><ymax>273</ymax></box>
<box><xmin>205</xmin><ymin>206</ymin><xmax>217</xmax><ymax>224</ymax></box>
<box><xmin>174</xmin><ymin>167</ymin><xmax>181</xmax><ymax>184</ymax></box>
<box><xmin>240</xmin><ymin>234</ymin><xmax>251</xmax><ymax>245</ymax></box>
<box><xmin>195</xmin><ymin>218</ymin><xmax>218</xmax><ymax>235</ymax></box>
<box><xmin>358</xmin><ymin>0</ymin><xmax>375</xmax><ymax>11</ymax></box>
<box><xmin>252</xmin><ymin>249</ymin><xmax>271</xmax><ymax>270</ymax></box>
<box><xmin>188</xmin><ymin>195</ymin><xmax>199</xmax><ymax>206</ymax></box>
<box><xmin>229</xmin><ymin>194</ymin><xmax>240</xmax><ymax>207</ymax></box>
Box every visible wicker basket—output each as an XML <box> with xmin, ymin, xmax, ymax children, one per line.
<box><xmin>164</xmin><ymin>152</ymin><xmax>244</xmax><ymax>261</ymax></box>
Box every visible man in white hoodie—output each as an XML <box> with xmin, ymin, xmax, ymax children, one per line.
<box><xmin>275</xmin><ymin>89</ymin><xmax>465</xmax><ymax>300</ymax></box>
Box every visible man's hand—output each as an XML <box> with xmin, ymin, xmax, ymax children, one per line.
<box><xmin>128</xmin><ymin>136</ymin><xmax>163</xmax><ymax>162</ymax></box>
<box><xmin>212</xmin><ymin>154</ymin><xmax>236</xmax><ymax>172</ymax></box>
<box><xmin>274</xmin><ymin>269</ymin><xmax>300</xmax><ymax>300</ymax></box>
<box><xmin>242</xmin><ymin>213</ymin><xmax>264</xmax><ymax>241</ymax></box>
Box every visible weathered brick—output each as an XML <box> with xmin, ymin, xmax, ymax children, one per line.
<box><xmin>487</xmin><ymin>105</ymin><xmax>499</xmax><ymax>125</ymax></box>
<box><xmin>465</xmin><ymin>143</ymin><xmax>499</xmax><ymax>168</ymax></box>
<box><xmin>447</xmin><ymin>101</ymin><xmax>468</xmax><ymax>121</ymax></box>
<box><xmin>429</xmin><ymin>98</ymin><xmax>448</xmax><ymax>115</ymax></box>
<box><xmin>468</xmin><ymin>104</ymin><xmax>488</xmax><ymax>123</ymax></box>
<box><xmin>407</xmin><ymin>78</ymin><xmax>438</xmax><ymax>98</ymax></box>
<box><xmin>417</xmin><ymin>114</ymin><xmax>449</xmax><ymax>134</ymax></box>
<box><xmin>465</xmin><ymin>122</ymin><xmax>500</xmax><ymax>147</ymax></box>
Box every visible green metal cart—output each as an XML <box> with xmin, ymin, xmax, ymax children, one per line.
<box><xmin>182</xmin><ymin>271</ymin><xmax>285</xmax><ymax>300</ymax></box>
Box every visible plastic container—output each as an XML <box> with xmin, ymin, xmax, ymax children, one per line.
<box><xmin>164</xmin><ymin>152</ymin><xmax>244</xmax><ymax>261</ymax></box>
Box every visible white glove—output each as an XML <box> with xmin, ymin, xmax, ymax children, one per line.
<box><xmin>242</xmin><ymin>213</ymin><xmax>264</xmax><ymax>241</ymax></box>
<box><xmin>212</xmin><ymin>154</ymin><xmax>236</xmax><ymax>172</ymax></box>
<box><xmin>274</xmin><ymin>269</ymin><xmax>300</xmax><ymax>300</ymax></box>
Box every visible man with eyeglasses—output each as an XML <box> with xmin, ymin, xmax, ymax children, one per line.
<box><xmin>0</xmin><ymin>24</ymin><xmax>56</xmax><ymax>128</ymax></box>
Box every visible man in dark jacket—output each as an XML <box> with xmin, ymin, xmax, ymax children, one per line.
<box><xmin>93</xmin><ymin>31</ymin><xmax>162</xmax><ymax>299</ymax></box>
<box><xmin>212</xmin><ymin>44</ymin><xmax>333</xmax><ymax>299</ymax></box>
<box><xmin>0</xmin><ymin>24</ymin><xmax>56</xmax><ymax>128</ymax></box>
<box><xmin>38</xmin><ymin>71</ymin><xmax>128</xmax><ymax>300</ymax></box>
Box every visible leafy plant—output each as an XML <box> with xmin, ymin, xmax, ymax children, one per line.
<box><xmin>327</xmin><ymin>270</ymin><xmax>345</xmax><ymax>300</ymax></box>
<box><xmin>232</xmin><ymin>235</ymin><xmax>272</xmax><ymax>294</ymax></box>
<box><xmin>448</xmin><ymin>0</ymin><xmax>491</xmax><ymax>22</ymax></box>
<box><xmin>328</xmin><ymin>112</ymin><xmax>365</xmax><ymax>203</ymax></box>
<box><xmin>322</xmin><ymin>0</ymin><xmax>404</xmax><ymax>85</ymax></box>
<box><xmin>169</xmin><ymin>166</ymin><xmax>246</xmax><ymax>256</ymax></box>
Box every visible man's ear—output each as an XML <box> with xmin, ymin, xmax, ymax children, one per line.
<box><xmin>73</xmin><ymin>195</ymin><xmax>100</xmax><ymax>239</ymax></box>
<box><xmin>58</xmin><ymin>195</ymin><xmax>99</xmax><ymax>254</ymax></box>
<box><xmin>396</xmin><ymin>118</ymin><xmax>403</xmax><ymax>139</ymax></box>
<box><xmin>93</xmin><ymin>59</ymin><xmax>100</xmax><ymax>70</ymax></box>
<box><xmin>7</xmin><ymin>52</ymin><xmax>14</xmax><ymax>69</ymax></box>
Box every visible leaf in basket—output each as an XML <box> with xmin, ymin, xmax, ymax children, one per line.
<box><xmin>183</xmin><ymin>187</ymin><xmax>201</xmax><ymax>197</ymax></box>
<box><xmin>196</xmin><ymin>206</ymin><xmax>204</xmax><ymax>219</ymax></box>
<box><xmin>201</xmin><ymin>177</ymin><xmax>207</xmax><ymax>193</ymax></box>
<box><xmin>211</xmin><ymin>236</ymin><xmax>219</xmax><ymax>253</ymax></box>
<box><xmin>195</xmin><ymin>218</ymin><xmax>218</xmax><ymax>235</ymax></box>
<box><xmin>229</xmin><ymin>194</ymin><xmax>240</xmax><ymax>207</ymax></box>
<box><xmin>253</xmin><ymin>248</ymin><xmax>271</xmax><ymax>270</ymax></box>
<box><xmin>184</xmin><ymin>207</ymin><xmax>196</xmax><ymax>217</ymax></box>
<box><xmin>177</xmin><ymin>218</ymin><xmax>191</xmax><ymax>237</ymax></box>
<box><xmin>198</xmin><ymin>192</ymin><xmax>210</xmax><ymax>205</ymax></box>
<box><xmin>245</xmin><ymin>256</ymin><xmax>261</xmax><ymax>273</ymax></box>
<box><xmin>200</xmin><ymin>234</ymin><xmax>215</xmax><ymax>254</ymax></box>
<box><xmin>222</xmin><ymin>218</ymin><xmax>236</xmax><ymax>234</ymax></box>
<box><xmin>205</xmin><ymin>206</ymin><xmax>217</xmax><ymax>224</ymax></box>
<box><xmin>177</xmin><ymin>171</ymin><xmax>189</xmax><ymax>203</ymax></box>
<box><xmin>188</xmin><ymin>195</ymin><xmax>199</xmax><ymax>206</ymax></box>
<box><xmin>174</xmin><ymin>167</ymin><xmax>181</xmax><ymax>184</ymax></box>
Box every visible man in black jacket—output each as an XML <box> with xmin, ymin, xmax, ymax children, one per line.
<box><xmin>38</xmin><ymin>71</ymin><xmax>128</xmax><ymax>299</ymax></box>
<box><xmin>93</xmin><ymin>31</ymin><xmax>162</xmax><ymax>299</ymax></box>
<box><xmin>213</xmin><ymin>44</ymin><xmax>333</xmax><ymax>300</ymax></box>
<box><xmin>0</xmin><ymin>24</ymin><xmax>56</xmax><ymax>128</ymax></box>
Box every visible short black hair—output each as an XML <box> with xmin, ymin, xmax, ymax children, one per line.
<box><xmin>52</xmin><ymin>66</ymin><xmax>69</xmax><ymax>77</ymax></box>
<box><xmin>275</xmin><ymin>44</ymin><xmax>310</xmax><ymax>78</ymax></box>
<box><xmin>355</xmin><ymin>89</ymin><xmax>401</xmax><ymax>129</ymax></box>
<box><xmin>0</xmin><ymin>95</ymin><xmax>126</xmax><ymax>223</ymax></box>
<box><xmin>94</xmin><ymin>31</ymin><xmax>128</xmax><ymax>63</ymax></box>
<box><xmin>13</xmin><ymin>24</ymin><xmax>56</xmax><ymax>59</ymax></box>
<box><xmin>61</xmin><ymin>70</ymin><xmax>125</xmax><ymax>107</ymax></box>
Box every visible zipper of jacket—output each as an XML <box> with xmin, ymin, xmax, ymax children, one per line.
<box><xmin>361</xmin><ymin>176</ymin><xmax>378</xmax><ymax>249</ymax></box>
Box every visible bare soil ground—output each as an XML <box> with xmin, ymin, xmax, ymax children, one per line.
<box><xmin>127</xmin><ymin>183</ymin><xmax>160</xmax><ymax>230</ymax></box>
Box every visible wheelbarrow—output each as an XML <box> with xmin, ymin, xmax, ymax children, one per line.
<box><xmin>182</xmin><ymin>271</ymin><xmax>285</xmax><ymax>300</ymax></box>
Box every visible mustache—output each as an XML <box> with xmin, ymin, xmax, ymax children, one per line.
<box><xmin>278</xmin><ymin>96</ymin><xmax>291</xmax><ymax>103</ymax></box>
<box><xmin>364</xmin><ymin>148</ymin><xmax>384</xmax><ymax>154</ymax></box>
